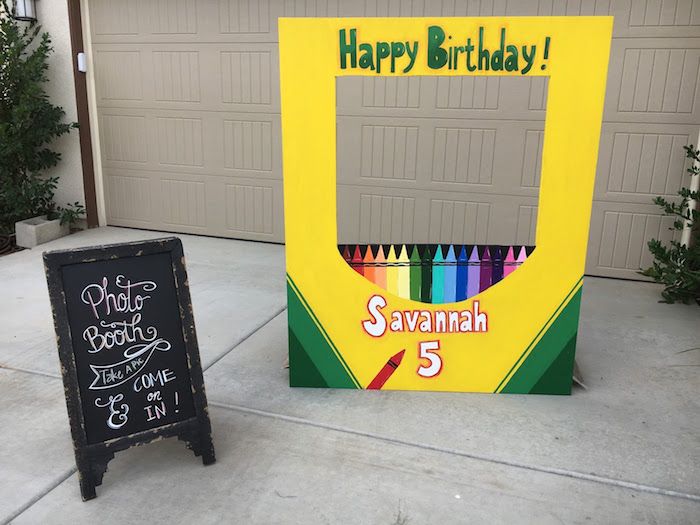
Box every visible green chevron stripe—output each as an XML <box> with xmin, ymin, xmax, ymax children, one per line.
<box><xmin>499</xmin><ymin>282</ymin><xmax>583</xmax><ymax>395</ymax></box>
<box><xmin>287</xmin><ymin>275</ymin><xmax>360</xmax><ymax>389</ymax></box>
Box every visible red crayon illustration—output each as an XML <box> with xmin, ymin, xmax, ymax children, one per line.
<box><xmin>351</xmin><ymin>245</ymin><xmax>364</xmax><ymax>275</ymax></box>
<box><xmin>367</xmin><ymin>349</ymin><xmax>405</xmax><ymax>390</ymax></box>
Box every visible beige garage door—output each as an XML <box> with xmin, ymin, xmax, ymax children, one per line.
<box><xmin>88</xmin><ymin>0</ymin><xmax>700</xmax><ymax>279</ymax></box>
<box><xmin>336</xmin><ymin>75</ymin><xmax>545</xmax><ymax>250</ymax></box>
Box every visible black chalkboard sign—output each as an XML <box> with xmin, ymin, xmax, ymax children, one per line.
<box><xmin>44</xmin><ymin>237</ymin><xmax>214</xmax><ymax>500</ymax></box>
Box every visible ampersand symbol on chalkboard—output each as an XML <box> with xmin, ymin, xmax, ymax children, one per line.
<box><xmin>95</xmin><ymin>393</ymin><xmax>130</xmax><ymax>430</ymax></box>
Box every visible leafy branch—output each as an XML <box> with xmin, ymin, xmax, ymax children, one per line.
<box><xmin>0</xmin><ymin>1</ymin><xmax>82</xmax><ymax>233</ymax></box>
<box><xmin>640</xmin><ymin>145</ymin><xmax>700</xmax><ymax>305</ymax></box>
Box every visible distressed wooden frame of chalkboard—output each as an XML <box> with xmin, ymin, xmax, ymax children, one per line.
<box><xmin>43</xmin><ymin>237</ymin><xmax>215</xmax><ymax>500</ymax></box>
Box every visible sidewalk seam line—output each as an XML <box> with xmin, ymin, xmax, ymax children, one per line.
<box><xmin>2</xmin><ymin>467</ymin><xmax>77</xmax><ymax>525</ymax></box>
<box><xmin>203</xmin><ymin>305</ymin><xmax>287</xmax><ymax>372</ymax></box>
<box><xmin>208</xmin><ymin>401</ymin><xmax>700</xmax><ymax>504</ymax></box>
<box><xmin>0</xmin><ymin>365</ymin><xmax>61</xmax><ymax>380</ymax></box>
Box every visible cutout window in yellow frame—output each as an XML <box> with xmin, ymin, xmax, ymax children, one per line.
<box><xmin>335</xmin><ymin>73</ymin><xmax>547</xmax><ymax>305</ymax></box>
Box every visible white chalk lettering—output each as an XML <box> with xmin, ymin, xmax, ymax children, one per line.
<box><xmin>83</xmin><ymin>313</ymin><xmax>157</xmax><ymax>353</ymax></box>
<box><xmin>95</xmin><ymin>394</ymin><xmax>129</xmax><ymax>429</ymax></box>
<box><xmin>81</xmin><ymin>275</ymin><xmax>156</xmax><ymax>319</ymax></box>
<box><xmin>133</xmin><ymin>368</ymin><xmax>176</xmax><ymax>392</ymax></box>
<box><xmin>144</xmin><ymin>401</ymin><xmax>167</xmax><ymax>422</ymax></box>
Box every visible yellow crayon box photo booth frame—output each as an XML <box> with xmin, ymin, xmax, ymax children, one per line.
<box><xmin>279</xmin><ymin>17</ymin><xmax>612</xmax><ymax>394</ymax></box>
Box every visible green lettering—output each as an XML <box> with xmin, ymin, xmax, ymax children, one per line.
<box><xmin>478</xmin><ymin>26</ymin><xmax>489</xmax><ymax>70</ymax></box>
<box><xmin>521</xmin><ymin>44</ymin><xmax>536</xmax><ymax>74</ymax></box>
<box><xmin>427</xmin><ymin>25</ymin><xmax>447</xmax><ymax>70</ymax></box>
<box><xmin>404</xmin><ymin>41</ymin><xmax>419</xmax><ymax>72</ymax></box>
<box><xmin>376</xmin><ymin>42</ymin><xmax>390</xmax><ymax>74</ymax></box>
<box><xmin>390</xmin><ymin>42</ymin><xmax>405</xmax><ymax>73</ymax></box>
<box><xmin>491</xmin><ymin>28</ymin><xmax>505</xmax><ymax>71</ymax></box>
<box><xmin>339</xmin><ymin>29</ymin><xmax>357</xmax><ymax>69</ymax></box>
<box><xmin>465</xmin><ymin>38</ymin><xmax>476</xmax><ymax>71</ymax></box>
<box><xmin>505</xmin><ymin>45</ymin><xmax>519</xmax><ymax>71</ymax></box>
<box><xmin>359</xmin><ymin>43</ymin><xmax>374</xmax><ymax>70</ymax></box>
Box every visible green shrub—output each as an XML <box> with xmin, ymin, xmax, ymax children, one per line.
<box><xmin>56</xmin><ymin>201</ymin><xmax>86</xmax><ymax>227</ymax></box>
<box><xmin>640</xmin><ymin>145</ymin><xmax>700</xmax><ymax>305</ymax></box>
<box><xmin>0</xmin><ymin>2</ymin><xmax>79</xmax><ymax>233</ymax></box>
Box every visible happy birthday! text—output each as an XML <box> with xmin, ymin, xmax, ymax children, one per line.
<box><xmin>340</xmin><ymin>26</ymin><xmax>550</xmax><ymax>75</ymax></box>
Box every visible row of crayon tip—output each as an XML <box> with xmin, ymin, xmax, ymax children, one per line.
<box><xmin>339</xmin><ymin>243</ymin><xmax>534</xmax><ymax>303</ymax></box>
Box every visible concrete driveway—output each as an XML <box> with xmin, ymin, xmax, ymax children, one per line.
<box><xmin>1</xmin><ymin>227</ymin><xmax>698</xmax><ymax>524</ymax></box>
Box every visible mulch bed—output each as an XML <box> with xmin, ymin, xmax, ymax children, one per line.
<box><xmin>0</xmin><ymin>234</ymin><xmax>25</xmax><ymax>256</ymax></box>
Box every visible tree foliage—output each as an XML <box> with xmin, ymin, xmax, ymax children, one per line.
<box><xmin>640</xmin><ymin>145</ymin><xmax>700</xmax><ymax>305</ymax></box>
<box><xmin>0</xmin><ymin>1</ymin><xmax>78</xmax><ymax>233</ymax></box>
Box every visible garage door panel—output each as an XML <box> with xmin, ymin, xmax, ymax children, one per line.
<box><xmin>337</xmin><ymin>114</ymin><xmax>543</xmax><ymax>197</ymax></box>
<box><xmin>220</xmin><ymin>180</ymin><xmax>278</xmax><ymax>240</ymax></box>
<box><xmin>431</xmin><ymin>125</ymin><xmax>497</xmax><ymax>186</ymax></box>
<box><xmin>90</xmin><ymin>0</ymin><xmax>349</xmax><ymax>45</ymax></box>
<box><xmin>604</xmin><ymin>39</ymin><xmax>700</xmax><ymax>124</ymax></box>
<box><xmin>505</xmin><ymin>0</ymin><xmax>608</xmax><ymax>17</ymax></box>
<box><xmin>354</xmin><ymin>0</ymin><xmax>431</xmax><ymax>17</ymax></box>
<box><xmin>612</xmin><ymin>0</ymin><xmax>700</xmax><ymax>38</ymax></box>
<box><xmin>515</xmin><ymin>204</ymin><xmax>538</xmax><ymax>246</ymax></box>
<box><xmin>105</xmin><ymin>169</ymin><xmax>207</xmax><ymax>233</ymax></box>
<box><xmin>98</xmin><ymin>109</ymin><xmax>281</xmax><ymax>181</ymax></box>
<box><xmin>89</xmin><ymin>0</ymin><xmax>140</xmax><ymax>40</ymax></box>
<box><xmin>215</xmin><ymin>0</ymin><xmax>281</xmax><ymax>41</ymax></box>
<box><xmin>504</xmin><ymin>0</ymin><xmax>700</xmax><ymax>38</ymax></box>
<box><xmin>594</xmin><ymin>122</ymin><xmax>696</xmax><ymax>203</ymax></box>
<box><xmin>337</xmin><ymin>76</ymin><xmax>546</xmax><ymax>120</ymax></box>
<box><xmin>219</xmin><ymin>114</ymin><xmax>282</xmax><ymax>180</ymax></box>
<box><xmin>586</xmin><ymin>201</ymin><xmax>679</xmax><ymax>278</ymax></box>
<box><xmin>156</xmin><ymin>116</ymin><xmax>206</xmax><ymax>169</ymax></box>
<box><xmin>356</xmin><ymin>0</ymin><xmax>685</xmax><ymax>23</ymax></box>
<box><xmin>336</xmin><ymin>116</ymin><xmax>428</xmax><ymax>186</ymax></box>
<box><xmin>99</xmin><ymin>109</ymin><xmax>209</xmax><ymax>173</ymax></box>
<box><xmin>336</xmin><ymin>77</ymin><xmax>425</xmax><ymax>113</ymax></box>
<box><xmin>159</xmin><ymin>176</ymin><xmax>209</xmax><ymax>230</ymax></box>
<box><xmin>104</xmin><ymin>171</ymin><xmax>155</xmax><ymax>226</ymax></box>
<box><xmin>92</xmin><ymin>43</ymin><xmax>280</xmax><ymax>113</ymax></box>
<box><xmin>104</xmin><ymin>168</ymin><xmax>284</xmax><ymax>240</ymax></box>
<box><xmin>337</xmin><ymin>184</ymin><xmax>538</xmax><ymax>245</ymax></box>
<box><xmin>213</xmin><ymin>176</ymin><xmax>283</xmax><ymax>241</ymax></box>
<box><xmin>434</xmin><ymin>76</ymin><xmax>501</xmax><ymax>111</ymax></box>
<box><xmin>90</xmin><ymin>1</ymin><xmax>277</xmax><ymax>44</ymax></box>
<box><xmin>98</xmin><ymin>112</ymin><xmax>150</xmax><ymax>166</ymax></box>
<box><xmin>356</xmin><ymin>0</ymin><xmax>515</xmax><ymax>17</ymax></box>
<box><xmin>337</xmin><ymin>187</ymin><xmax>427</xmax><ymax>244</ymax></box>
<box><xmin>521</xmin><ymin>129</ymin><xmax>544</xmax><ymax>189</ymax></box>
<box><xmin>426</xmin><ymin>193</ymin><xmax>537</xmax><ymax>246</ymax></box>
<box><xmin>217</xmin><ymin>46</ymin><xmax>280</xmax><ymax>111</ymax></box>
<box><xmin>90</xmin><ymin>0</ymin><xmax>205</xmax><ymax>41</ymax></box>
<box><xmin>93</xmin><ymin>48</ymin><xmax>145</xmax><ymax>102</ymax></box>
<box><xmin>217</xmin><ymin>0</ymin><xmax>343</xmax><ymax>42</ymax></box>
<box><xmin>428</xmin><ymin>197</ymin><xmax>493</xmax><ymax>244</ymax></box>
<box><xmin>151</xmin><ymin>49</ymin><xmax>203</xmax><ymax>104</ymax></box>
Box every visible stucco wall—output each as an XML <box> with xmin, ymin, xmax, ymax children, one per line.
<box><xmin>36</xmin><ymin>1</ymin><xmax>84</xmax><ymax>210</ymax></box>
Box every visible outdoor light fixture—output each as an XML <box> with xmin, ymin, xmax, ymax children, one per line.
<box><xmin>13</xmin><ymin>0</ymin><xmax>37</xmax><ymax>22</ymax></box>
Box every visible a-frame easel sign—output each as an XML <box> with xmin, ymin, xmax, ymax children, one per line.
<box><xmin>43</xmin><ymin>237</ymin><xmax>215</xmax><ymax>500</ymax></box>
